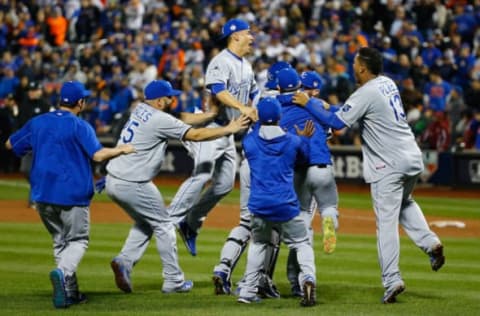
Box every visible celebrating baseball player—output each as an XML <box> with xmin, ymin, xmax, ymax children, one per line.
<box><xmin>293</xmin><ymin>47</ymin><xmax>445</xmax><ymax>304</ymax></box>
<box><xmin>105</xmin><ymin>79</ymin><xmax>249</xmax><ymax>294</ymax></box>
<box><xmin>237</xmin><ymin>97</ymin><xmax>316</xmax><ymax>307</ymax></box>
<box><xmin>5</xmin><ymin>81</ymin><xmax>136</xmax><ymax>309</ymax></box>
<box><xmin>273</xmin><ymin>67</ymin><xmax>339</xmax><ymax>297</ymax></box>
<box><xmin>159</xmin><ymin>18</ymin><xmax>258</xmax><ymax>295</ymax></box>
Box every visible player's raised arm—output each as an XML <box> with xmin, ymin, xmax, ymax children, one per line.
<box><xmin>293</xmin><ymin>92</ymin><xmax>346</xmax><ymax>130</ymax></box>
<box><xmin>183</xmin><ymin>114</ymin><xmax>250</xmax><ymax>141</ymax></box>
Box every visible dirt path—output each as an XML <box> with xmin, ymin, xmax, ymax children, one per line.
<box><xmin>0</xmin><ymin>200</ymin><xmax>478</xmax><ymax>238</ymax></box>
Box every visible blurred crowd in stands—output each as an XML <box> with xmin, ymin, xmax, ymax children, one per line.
<box><xmin>1</xmin><ymin>0</ymin><xmax>480</xmax><ymax>174</ymax></box>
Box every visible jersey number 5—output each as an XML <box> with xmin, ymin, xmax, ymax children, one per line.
<box><xmin>389</xmin><ymin>94</ymin><xmax>406</xmax><ymax>122</ymax></box>
<box><xmin>122</xmin><ymin>120</ymin><xmax>139</xmax><ymax>143</ymax></box>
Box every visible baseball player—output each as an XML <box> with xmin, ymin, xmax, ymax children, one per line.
<box><xmin>159</xmin><ymin>18</ymin><xmax>258</xmax><ymax>295</ymax></box>
<box><xmin>299</xmin><ymin>70</ymin><xmax>339</xmax><ymax>255</ymax></box>
<box><xmin>237</xmin><ymin>97</ymin><xmax>316</xmax><ymax>307</ymax></box>
<box><xmin>293</xmin><ymin>47</ymin><xmax>445</xmax><ymax>303</ymax></box>
<box><xmin>274</xmin><ymin>68</ymin><xmax>339</xmax><ymax>297</ymax></box>
<box><xmin>234</xmin><ymin>61</ymin><xmax>295</xmax><ymax>297</ymax></box>
<box><xmin>5</xmin><ymin>81</ymin><xmax>135</xmax><ymax>309</ymax></box>
<box><xmin>167</xmin><ymin>93</ymin><xmax>235</xmax><ymax>258</ymax></box>
<box><xmin>105</xmin><ymin>79</ymin><xmax>249</xmax><ymax>294</ymax></box>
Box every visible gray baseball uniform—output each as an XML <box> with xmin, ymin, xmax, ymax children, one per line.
<box><xmin>190</xmin><ymin>49</ymin><xmax>258</xmax><ymax>281</ymax></box>
<box><xmin>172</xmin><ymin>49</ymin><xmax>257</xmax><ymax>237</ymax></box>
<box><xmin>106</xmin><ymin>102</ymin><xmax>191</xmax><ymax>291</ymax></box>
<box><xmin>336</xmin><ymin>75</ymin><xmax>442</xmax><ymax>290</ymax></box>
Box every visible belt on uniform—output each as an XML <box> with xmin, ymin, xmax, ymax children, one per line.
<box><xmin>311</xmin><ymin>164</ymin><xmax>328</xmax><ymax>168</ymax></box>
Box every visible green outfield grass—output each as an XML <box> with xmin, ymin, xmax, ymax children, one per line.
<box><xmin>1</xmin><ymin>179</ymin><xmax>479</xmax><ymax>219</ymax></box>
<box><xmin>0</xmin><ymin>224</ymin><xmax>479</xmax><ymax>315</ymax></box>
<box><xmin>0</xmin><ymin>179</ymin><xmax>479</xmax><ymax>315</ymax></box>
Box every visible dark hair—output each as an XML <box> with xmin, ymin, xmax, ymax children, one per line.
<box><xmin>357</xmin><ymin>47</ymin><xmax>383</xmax><ymax>75</ymax></box>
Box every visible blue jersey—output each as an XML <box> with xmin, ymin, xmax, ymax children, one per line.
<box><xmin>243</xmin><ymin>125</ymin><xmax>309</xmax><ymax>222</ymax></box>
<box><xmin>277</xmin><ymin>94</ymin><xmax>331</xmax><ymax>165</ymax></box>
<box><xmin>9</xmin><ymin>110</ymin><xmax>102</xmax><ymax>206</ymax></box>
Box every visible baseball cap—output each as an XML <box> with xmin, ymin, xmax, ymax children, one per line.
<box><xmin>28</xmin><ymin>81</ymin><xmax>41</xmax><ymax>90</ymax></box>
<box><xmin>144</xmin><ymin>80</ymin><xmax>182</xmax><ymax>100</ymax></box>
<box><xmin>277</xmin><ymin>68</ymin><xmax>301</xmax><ymax>91</ymax></box>
<box><xmin>258</xmin><ymin>97</ymin><xmax>281</xmax><ymax>124</ymax></box>
<box><xmin>265</xmin><ymin>61</ymin><xmax>292</xmax><ymax>90</ymax></box>
<box><xmin>60</xmin><ymin>81</ymin><xmax>91</xmax><ymax>104</ymax></box>
<box><xmin>300</xmin><ymin>71</ymin><xmax>323</xmax><ymax>90</ymax></box>
<box><xmin>220</xmin><ymin>18</ymin><xmax>250</xmax><ymax>39</ymax></box>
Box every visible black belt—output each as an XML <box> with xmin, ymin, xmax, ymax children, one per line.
<box><xmin>312</xmin><ymin>164</ymin><xmax>328</xmax><ymax>168</ymax></box>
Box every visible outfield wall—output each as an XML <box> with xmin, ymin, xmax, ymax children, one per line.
<box><xmin>98</xmin><ymin>137</ymin><xmax>480</xmax><ymax>188</ymax></box>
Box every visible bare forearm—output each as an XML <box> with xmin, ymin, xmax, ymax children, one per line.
<box><xmin>216</xmin><ymin>90</ymin><xmax>244</xmax><ymax>110</ymax></box>
<box><xmin>92</xmin><ymin>144</ymin><xmax>134</xmax><ymax>162</ymax></box>
<box><xmin>184</xmin><ymin>126</ymin><xmax>232</xmax><ymax>141</ymax></box>
<box><xmin>179</xmin><ymin>112</ymin><xmax>215</xmax><ymax>125</ymax></box>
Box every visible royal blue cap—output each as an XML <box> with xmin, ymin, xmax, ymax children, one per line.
<box><xmin>300</xmin><ymin>71</ymin><xmax>323</xmax><ymax>90</ymax></box>
<box><xmin>221</xmin><ymin>18</ymin><xmax>250</xmax><ymax>39</ymax></box>
<box><xmin>258</xmin><ymin>97</ymin><xmax>281</xmax><ymax>124</ymax></box>
<box><xmin>265</xmin><ymin>61</ymin><xmax>292</xmax><ymax>90</ymax></box>
<box><xmin>277</xmin><ymin>68</ymin><xmax>301</xmax><ymax>91</ymax></box>
<box><xmin>144</xmin><ymin>80</ymin><xmax>182</xmax><ymax>100</ymax></box>
<box><xmin>60</xmin><ymin>81</ymin><xmax>91</xmax><ymax>104</ymax></box>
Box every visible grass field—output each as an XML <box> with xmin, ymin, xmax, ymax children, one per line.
<box><xmin>0</xmin><ymin>180</ymin><xmax>479</xmax><ymax>315</ymax></box>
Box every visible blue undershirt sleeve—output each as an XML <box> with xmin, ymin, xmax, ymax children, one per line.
<box><xmin>249</xmin><ymin>90</ymin><xmax>259</xmax><ymax>101</ymax></box>
<box><xmin>329</xmin><ymin>105</ymin><xmax>340</xmax><ymax>113</ymax></box>
<box><xmin>209</xmin><ymin>83</ymin><xmax>226</xmax><ymax>96</ymax></box>
<box><xmin>304</xmin><ymin>99</ymin><xmax>346</xmax><ymax>130</ymax></box>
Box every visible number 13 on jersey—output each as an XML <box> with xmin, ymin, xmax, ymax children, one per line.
<box><xmin>389</xmin><ymin>94</ymin><xmax>406</xmax><ymax>122</ymax></box>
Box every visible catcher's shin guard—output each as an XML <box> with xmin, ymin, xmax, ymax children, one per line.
<box><xmin>215</xmin><ymin>223</ymin><xmax>251</xmax><ymax>278</ymax></box>
<box><xmin>263</xmin><ymin>227</ymin><xmax>280</xmax><ymax>279</ymax></box>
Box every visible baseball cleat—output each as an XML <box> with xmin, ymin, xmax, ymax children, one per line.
<box><xmin>237</xmin><ymin>295</ymin><xmax>261</xmax><ymax>304</ymax></box>
<box><xmin>49</xmin><ymin>268</ymin><xmax>68</xmax><ymax>309</ymax></box>
<box><xmin>322</xmin><ymin>217</ymin><xmax>336</xmax><ymax>254</ymax></box>
<box><xmin>178</xmin><ymin>221</ymin><xmax>198</xmax><ymax>256</ymax></box>
<box><xmin>300</xmin><ymin>277</ymin><xmax>316</xmax><ymax>307</ymax></box>
<box><xmin>382</xmin><ymin>282</ymin><xmax>405</xmax><ymax>304</ymax></box>
<box><xmin>257</xmin><ymin>279</ymin><xmax>280</xmax><ymax>298</ymax></box>
<box><xmin>110</xmin><ymin>258</ymin><xmax>132</xmax><ymax>293</ymax></box>
<box><xmin>429</xmin><ymin>244</ymin><xmax>445</xmax><ymax>272</ymax></box>
<box><xmin>212</xmin><ymin>271</ymin><xmax>231</xmax><ymax>295</ymax></box>
<box><xmin>162</xmin><ymin>280</ymin><xmax>194</xmax><ymax>293</ymax></box>
<box><xmin>291</xmin><ymin>283</ymin><xmax>304</xmax><ymax>298</ymax></box>
<box><xmin>66</xmin><ymin>292</ymin><xmax>87</xmax><ymax>306</ymax></box>
<box><xmin>65</xmin><ymin>273</ymin><xmax>87</xmax><ymax>306</ymax></box>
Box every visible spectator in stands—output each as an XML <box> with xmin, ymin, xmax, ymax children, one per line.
<box><xmin>75</xmin><ymin>0</ymin><xmax>101</xmax><ymax>43</ymax></box>
<box><xmin>420</xmin><ymin>111</ymin><xmax>451</xmax><ymax>152</ymax></box>
<box><xmin>454</xmin><ymin>43</ymin><xmax>475</xmax><ymax>89</ymax></box>
<box><xmin>158</xmin><ymin>39</ymin><xmax>185</xmax><ymax>80</ymax></box>
<box><xmin>46</xmin><ymin>6</ymin><xmax>68</xmax><ymax>47</ymax></box>
<box><xmin>124</xmin><ymin>0</ymin><xmax>145</xmax><ymax>35</ymax></box>
<box><xmin>0</xmin><ymin>94</ymin><xmax>17</xmax><ymax>173</ymax></box>
<box><xmin>462</xmin><ymin>110</ymin><xmax>480</xmax><ymax>149</ymax></box>
<box><xmin>420</xmin><ymin>40</ymin><xmax>442</xmax><ymax>68</ymax></box>
<box><xmin>1</xmin><ymin>67</ymin><xmax>20</xmax><ymax>98</ymax></box>
<box><xmin>423</xmin><ymin>68</ymin><xmax>453</xmax><ymax>112</ymax></box>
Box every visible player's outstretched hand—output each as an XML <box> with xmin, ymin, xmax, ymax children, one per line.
<box><xmin>293</xmin><ymin>91</ymin><xmax>310</xmax><ymax>107</ymax></box>
<box><xmin>241</xmin><ymin>106</ymin><xmax>258</xmax><ymax>122</ymax></box>
<box><xmin>119</xmin><ymin>144</ymin><xmax>136</xmax><ymax>154</ymax></box>
<box><xmin>295</xmin><ymin>120</ymin><xmax>315</xmax><ymax>137</ymax></box>
<box><xmin>227</xmin><ymin>114</ymin><xmax>251</xmax><ymax>134</ymax></box>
